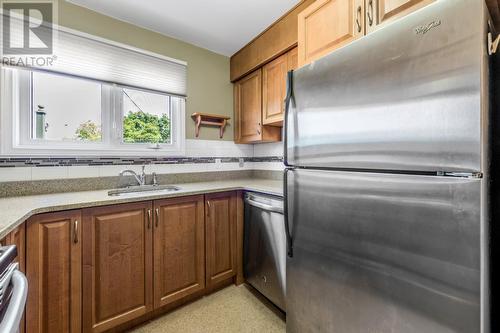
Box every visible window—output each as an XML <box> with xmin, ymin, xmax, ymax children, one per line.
<box><xmin>121</xmin><ymin>87</ymin><xmax>171</xmax><ymax>144</ymax></box>
<box><xmin>1</xmin><ymin>68</ymin><xmax>185</xmax><ymax>156</ymax></box>
<box><xmin>31</xmin><ymin>71</ymin><xmax>103</xmax><ymax>142</ymax></box>
<box><xmin>1</xmin><ymin>25</ymin><xmax>186</xmax><ymax>156</ymax></box>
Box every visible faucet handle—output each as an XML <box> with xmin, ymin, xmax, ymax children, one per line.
<box><xmin>152</xmin><ymin>172</ymin><xmax>158</xmax><ymax>186</ymax></box>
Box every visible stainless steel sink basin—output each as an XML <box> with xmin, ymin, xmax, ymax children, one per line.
<box><xmin>108</xmin><ymin>185</ymin><xmax>180</xmax><ymax>196</ymax></box>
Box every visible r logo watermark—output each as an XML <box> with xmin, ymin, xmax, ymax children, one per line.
<box><xmin>1</xmin><ymin>0</ymin><xmax>57</xmax><ymax>66</ymax></box>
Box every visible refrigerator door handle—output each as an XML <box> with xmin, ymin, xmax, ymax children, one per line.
<box><xmin>284</xmin><ymin>70</ymin><xmax>294</xmax><ymax>167</ymax></box>
<box><xmin>284</xmin><ymin>168</ymin><xmax>293</xmax><ymax>257</ymax></box>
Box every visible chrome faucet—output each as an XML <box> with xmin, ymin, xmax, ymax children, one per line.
<box><xmin>152</xmin><ymin>172</ymin><xmax>158</xmax><ymax>186</ymax></box>
<box><xmin>119</xmin><ymin>165</ymin><xmax>147</xmax><ymax>186</ymax></box>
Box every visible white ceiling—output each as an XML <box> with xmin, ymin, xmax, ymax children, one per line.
<box><xmin>66</xmin><ymin>0</ymin><xmax>301</xmax><ymax>56</ymax></box>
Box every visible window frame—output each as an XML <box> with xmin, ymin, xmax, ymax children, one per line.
<box><xmin>0</xmin><ymin>67</ymin><xmax>186</xmax><ymax>157</ymax></box>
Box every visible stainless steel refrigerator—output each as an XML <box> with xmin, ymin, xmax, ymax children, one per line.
<box><xmin>284</xmin><ymin>0</ymin><xmax>493</xmax><ymax>332</ymax></box>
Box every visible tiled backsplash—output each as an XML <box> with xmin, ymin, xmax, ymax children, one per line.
<box><xmin>0</xmin><ymin>156</ymin><xmax>282</xmax><ymax>168</ymax></box>
<box><xmin>0</xmin><ymin>139</ymin><xmax>285</xmax><ymax>182</ymax></box>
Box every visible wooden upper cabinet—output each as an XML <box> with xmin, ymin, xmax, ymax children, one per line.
<box><xmin>287</xmin><ymin>47</ymin><xmax>299</xmax><ymax>71</ymax></box>
<box><xmin>298</xmin><ymin>0</ymin><xmax>365</xmax><ymax>67</ymax></box>
<box><xmin>234</xmin><ymin>69</ymin><xmax>262</xmax><ymax>143</ymax></box>
<box><xmin>230</xmin><ymin>0</ymin><xmax>316</xmax><ymax>81</ymax></box>
<box><xmin>262</xmin><ymin>48</ymin><xmax>298</xmax><ymax>126</ymax></box>
<box><xmin>234</xmin><ymin>69</ymin><xmax>281</xmax><ymax>143</ymax></box>
<box><xmin>263</xmin><ymin>54</ymin><xmax>287</xmax><ymax>126</ymax></box>
<box><xmin>26</xmin><ymin>210</ymin><xmax>81</xmax><ymax>333</ymax></box>
<box><xmin>82</xmin><ymin>202</ymin><xmax>153</xmax><ymax>333</ymax></box>
<box><xmin>153</xmin><ymin>195</ymin><xmax>205</xmax><ymax>308</ymax></box>
<box><xmin>205</xmin><ymin>192</ymin><xmax>237</xmax><ymax>289</ymax></box>
<box><xmin>366</xmin><ymin>0</ymin><xmax>435</xmax><ymax>32</ymax></box>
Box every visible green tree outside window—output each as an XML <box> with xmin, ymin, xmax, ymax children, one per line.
<box><xmin>123</xmin><ymin>111</ymin><xmax>170</xmax><ymax>143</ymax></box>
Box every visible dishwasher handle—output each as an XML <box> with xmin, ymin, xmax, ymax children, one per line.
<box><xmin>0</xmin><ymin>269</ymin><xmax>27</xmax><ymax>333</ymax></box>
<box><xmin>245</xmin><ymin>196</ymin><xmax>283</xmax><ymax>214</ymax></box>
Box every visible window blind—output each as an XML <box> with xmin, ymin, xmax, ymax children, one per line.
<box><xmin>3</xmin><ymin>16</ymin><xmax>188</xmax><ymax>96</ymax></box>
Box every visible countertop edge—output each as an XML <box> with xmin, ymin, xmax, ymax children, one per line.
<box><xmin>0</xmin><ymin>181</ymin><xmax>283</xmax><ymax>240</ymax></box>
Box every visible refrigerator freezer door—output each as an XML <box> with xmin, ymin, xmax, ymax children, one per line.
<box><xmin>285</xmin><ymin>0</ymin><xmax>487</xmax><ymax>173</ymax></box>
<box><xmin>286</xmin><ymin>169</ymin><xmax>481</xmax><ymax>333</ymax></box>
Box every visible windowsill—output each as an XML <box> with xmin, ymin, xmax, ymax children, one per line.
<box><xmin>1</xmin><ymin>144</ymin><xmax>186</xmax><ymax>157</ymax></box>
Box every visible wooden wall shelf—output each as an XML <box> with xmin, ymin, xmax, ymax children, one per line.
<box><xmin>191</xmin><ymin>113</ymin><xmax>230</xmax><ymax>138</ymax></box>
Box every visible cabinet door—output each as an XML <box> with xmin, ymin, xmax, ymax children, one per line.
<box><xmin>153</xmin><ymin>195</ymin><xmax>205</xmax><ymax>308</ymax></box>
<box><xmin>262</xmin><ymin>48</ymin><xmax>300</xmax><ymax>126</ymax></box>
<box><xmin>234</xmin><ymin>69</ymin><xmax>282</xmax><ymax>143</ymax></box>
<box><xmin>26</xmin><ymin>210</ymin><xmax>81</xmax><ymax>333</ymax></box>
<box><xmin>82</xmin><ymin>202</ymin><xmax>153</xmax><ymax>333</ymax></box>
<box><xmin>262</xmin><ymin>53</ymin><xmax>288</xmax><ymax>126</ymax></box>
<box><xmin>205</xmin><ymin>192</ymin><xmax>237</xmax><ymax>288</ymax></box>
<box><xmin>366</xmin><ymin>0</ymin><xmax>434</xmax><ymax>32</ymax></box>
<box><xmin>287</xmin><ymin>47</ymin><xmax>299</xmax><ymax>71</ymax></box>
<box><xmin>6</xmin><ymin>224</ymin><xmax>25</xmax><ymax>272</ymax></box>
<box><xmin>298</xmin><ymin>0</ymin><xmax>365</xmax><ymax>67</ymax></box>
<box><xmin>234</xmin><ymin>69</ymin><xmax>263</xmax><ymax>143</ymax></box>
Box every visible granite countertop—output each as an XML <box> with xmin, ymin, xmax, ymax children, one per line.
<box><xmin>0</xmin><ymin>178</ymin><xmax>283</xmax><ymax>239</ymax></box>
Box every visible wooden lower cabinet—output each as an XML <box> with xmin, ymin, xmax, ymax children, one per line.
<box><xmin>82</xmin><ymin>202</ymin><xmax>153</xmax><ymax>333</ymax></box>
<box><xmin>153</xmin><ymin>195</ymin><xmax>205</xmax><ymax>308</ymax></box>
<box><xmin>205</xmin><ymin>192</ymin><xmax>238</xmax><ymax>288</ymax></box>
<box><xmin>6</xmin><ymin>224</ymin><xmax>25</xmax><ymax>272</ymax></box>
<box><xmin>5</xmin><ymin>224</ymin><xmax>26</xmax><ymax>333</ymax></box>
<box><xmin>20</xmin><ymin>192</ymin><xmax>241</xmax><ymax>333</ymax></box>
<box><xmin>26</xmin><ymin>210</ymin><xmax>82</xmax><ymax>333</ymax></box>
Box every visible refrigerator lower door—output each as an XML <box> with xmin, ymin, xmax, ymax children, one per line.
<box><xmin>286</xmin><ymin>169</ymin><xmax>482</xmax><ymax>333</ymax></box>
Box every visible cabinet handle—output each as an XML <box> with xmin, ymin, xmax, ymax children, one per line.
<box><xmin>207</xmin><ymin>201</ymin><xmax>211</xmax><ymax>217</ymax></box>
<box><xmin>356</xmin><ymin>6</ymin><xmax>362</xmax><ymax>33</ymax></box>
<box><xmin>155</xmin><ymin>208</ymin><xmax>159</xmax><ymax>227</ymax></box>
<box><xmin>257</xmin><ymin>122</ymin><xmax>261</xmax><ymax>135</ymax></box>
<box><xmin>367</xmin><ymin>0</ymin><xmax>374</xmax><ymax>26</ymax></box>
<box><xmin>147</xmin><ymin>209</ymin><xmax>152</xmax><ymax>229</ymax></box>
<box><xmin>73</xmin><ymin>220</ymin><xmax>78</xmax><ymax>244</ymax></box>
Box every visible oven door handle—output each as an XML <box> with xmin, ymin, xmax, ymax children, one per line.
<box><xmin>0</xmin><ymin>269</ymin><xmax>28</xmax><ymax>333</ymax></box>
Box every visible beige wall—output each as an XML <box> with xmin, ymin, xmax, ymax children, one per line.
<box><xmin>56</xmin><ymin>0</ymin><xmax>234</xmax><ymax>141</ymax></box>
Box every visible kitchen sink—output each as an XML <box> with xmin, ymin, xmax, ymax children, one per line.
<box><xmin>108</xmin><ymin>185</ymin><xmax>181</xmax><ymax>196</ymax></box>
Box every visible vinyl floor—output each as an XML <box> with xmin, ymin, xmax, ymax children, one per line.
<box><xmin>128</xmin><ymin>284</ymin><xmax>285</xmax><ymax>333</ymax></box>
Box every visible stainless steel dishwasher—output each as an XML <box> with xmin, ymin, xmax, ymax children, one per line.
<box><xmin>244</xmin><ymin>192</ymin><xmax>286</xmax><ymax>311</ymax></box>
